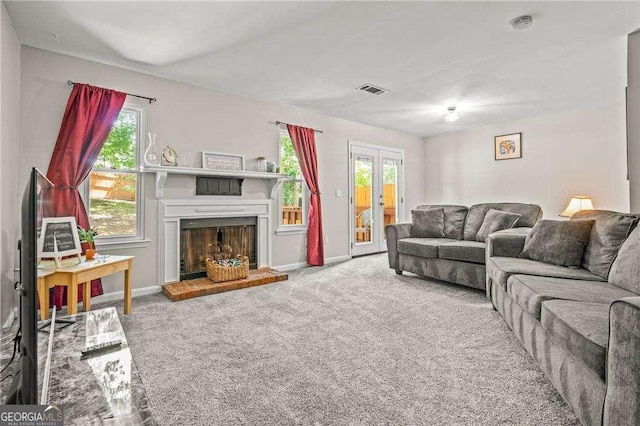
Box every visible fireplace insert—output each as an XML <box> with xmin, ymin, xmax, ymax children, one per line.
<box><xmin>180</xmin><ymin>217</ymin><xmax>257</xmax><ymax>281</ymax></box>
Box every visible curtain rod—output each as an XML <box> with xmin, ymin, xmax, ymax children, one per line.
<box><xmin>272</xmin><ymin>120</ymin><xmax>323</xmax><ymax>134</ymax></box>
<box><xmin>67</xmin><ymin>80</ymin><xmax>157</xmax><ymax>104</ymax></box>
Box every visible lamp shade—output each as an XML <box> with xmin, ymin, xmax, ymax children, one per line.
<box><xmin>560</xmin><ymin>196</ymin><xmax>594</xmax><ymax>217</ymax></box>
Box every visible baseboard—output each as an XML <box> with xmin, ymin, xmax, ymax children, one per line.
<box><xmin>274</xmin><ymin>255</ymin><xmax>352</xmax><ymax>272</ymax></box>
<box><xmin>3</xmin><ymin>307</ymin><xmax>18</xmax><ymax>328</ymax></box>
<box><xmin>325</xmin><ymin>255</ymin><xmax>352</xmax><ymax>265</ymax></box>
<box><xmin>85</xmin><ymin>285</ymin><xmax>162</xmax><ymax>306</ymax></box>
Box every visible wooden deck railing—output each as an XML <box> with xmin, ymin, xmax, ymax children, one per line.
<box><xmin>282</xmin><ymin>207</ymin><xmax>303</xmax><ymax>225</ymax></box>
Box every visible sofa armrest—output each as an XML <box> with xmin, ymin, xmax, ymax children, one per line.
<box><xmin>384</xmin><ymin>223</ymin><xmax>412</xmax><ymax>271</ymax></box>
<box><xmin>485</xmin><ymin>228</ymin><xmax>530</xmax><ymax>302</ymax></box>
<box><xmin>486</xmin><ymin>228</ymin><xmax>530</xmax><ymax>259</ymax></box>
<box><xmin>603</xmin><ymin>297</ymin><xmax>640</xmax><ymax>425</ymax></box>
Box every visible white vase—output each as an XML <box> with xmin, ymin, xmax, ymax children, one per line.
<box><xmin>144</xmin><ymin>132</ymin><xmax>161</xmax><ymax>166</ymax></box>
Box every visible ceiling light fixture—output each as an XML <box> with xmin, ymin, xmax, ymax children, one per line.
<box><xmin>510</xmin><ymin>15</ymin><xmax>533</xmax><ymax>31</ymax></box>
<box><xmin>444</xmin><ymin>106</ymin><xmax>459</xmax><ymax>122</ymax></box>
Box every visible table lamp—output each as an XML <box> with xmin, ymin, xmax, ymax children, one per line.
<box><xmin>560</xmin><ymin>196</ymin><xmax>594</xmax><ymax>217</ymax></box>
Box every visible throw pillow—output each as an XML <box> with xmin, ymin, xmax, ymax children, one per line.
<box><xmin>411</xmin><ymin>209</ymin><xmax>445</xmax><ymax>238</ymax></box>
<box><xmin>608</xmin><ymin>225</ymin><xmax>640</xmax><ymax>294</ymax></box>
<box><xmin>571</xmin><ymin>210</ymin><xmax>640</xmax><ymax>279</ymax></box>
<box><xmin>520</xmin><ymin>219</ymin><xmax>595</xmax><ymax>267</ymax></box>
<box><xmin>475</xmin><ymin>209</ymin><xmax>521</xmax><ymax>242</ymax></box>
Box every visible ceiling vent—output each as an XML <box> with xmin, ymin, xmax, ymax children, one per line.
<box><xmin>357</xmin><ymin>84</ymin><xmax>388</xmax><ymax>95</ymax></box>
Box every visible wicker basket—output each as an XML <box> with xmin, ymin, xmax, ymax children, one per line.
<box><xmin>206</xmin><ymin>255</ymin><xmax>249</xmax><ymax>283</ymax></box>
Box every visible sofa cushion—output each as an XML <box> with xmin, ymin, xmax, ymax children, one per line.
<box><xmin>397</xmin><ymin>238</ymin><xmax>450</xmax><ymax>258</ymax></box>
<box><xmin>572</xmin><ymin>210</ymin><xmax>640</xmax><ymax>279</ymax></box>
<box><xmin>541</xmin><ymin>300</ymin><xmax>610</xmax><ymax>379</ymax></box>
<box><xmin>415</xmin><ymin>205</ymin><xmax>468</xmax><ymax>240</ymax></box>
<box><xmin>475</xmin><ymin>209</ymin><xmax>521</xmax><ymax>242</ymax></box>
<box><xmin>609</xmin><ymin>225</ymin><xmax>640</xmax><ymax>294</ymax></box>
<box><xmin>520</xmin><ymin>219</ymin><xmax>595</xmax><ymax>267</ymax></box>
<box><xmin>487</xmin><ymin>257</ymin><xmax>606</xmax><ymax>289</ymax></box>
<box><xmin>438</xmin><ymin>241</ymin><xmax>486</xmax><ymax>264</ymax></box>
<box><xmin>411</xmin><ymin>209</ymin><xmax>445</xmax><ymax>238</ymax></box>
<box><xmin>507</xmin><ymin>274</ymin><xmax>635</xmax><ymax>319</ymax></box>
<box><xmin>463</xmin><ymin>203</ymin><xmax>542</xmax><ymax>241</ymax></box>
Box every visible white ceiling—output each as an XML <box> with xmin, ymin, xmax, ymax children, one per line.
<box><xmin>5</xmin><ymin>1</ymin><xmax>640</xmax><ymax>137</ymax></box>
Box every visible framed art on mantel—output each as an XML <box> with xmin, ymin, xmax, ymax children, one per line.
<box><xmin>202</xmin><ymin>152</ymin><xmax>245</xmax><ymax>171</ymax></box>
<box><xmin>494</xmin><ymin>133</ymin><xmax>522</xmax><ymax>160</ymax></box>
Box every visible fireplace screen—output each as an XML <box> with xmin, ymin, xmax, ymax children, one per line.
<box><xmin>180</xmin><ymin>217</ymin><xmax>257</xmax><ymax>280</ymax></box>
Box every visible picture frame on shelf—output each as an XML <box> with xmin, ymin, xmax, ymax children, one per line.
<box><xmin>202</xmin><ymin>152</ymin><xmax>245</xmax><ymax>171</ymax></box>
<box><xmin>494</xmin><ymin>132</ymin><xmax>522</xmax><ymax>160</ymax></box>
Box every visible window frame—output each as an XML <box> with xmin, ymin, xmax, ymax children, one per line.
<box><xmin>276</xmin><ymin>129</ymin><xmax>309</xmax><ymax>235</ymax></box>
<box><xmin>82</xmin><ymin>103</ymin><xmax>148</xmax><ymax>248</ymax></box>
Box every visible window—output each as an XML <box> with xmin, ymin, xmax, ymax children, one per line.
<box><xmin>86</xmin><ymin>106</ymin><xmax>145</xmax><ymax>242</ymax></box>
<box><xmin>278</xmin><ymin>130</ymin><xmax>308</xmax><ymax>232</ymax></box>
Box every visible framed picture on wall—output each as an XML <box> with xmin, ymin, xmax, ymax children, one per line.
<box><xmin>494</xmin><ymin>133</ymin><xmax>522</xmax><ymax>160</ymax></box>
<box><xmin>202</xmin><ymin>152</ymin><xmax>245</xmax><ymax>171</ymax></box>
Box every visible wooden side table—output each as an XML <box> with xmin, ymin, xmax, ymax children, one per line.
<box><xmin>38</xmin><ymin>255</ymin><xmax>134</xmax><ymax>320</ymax></box>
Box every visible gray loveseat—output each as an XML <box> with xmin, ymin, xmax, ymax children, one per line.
<box><xmin>486</xmin><ymin>210</ymin><xmax>640</xmax><ymax>425</ymax></box>
<box><xmin>385</xmin><ymin>203</ymin><xmax>543</xmax><ymax>290</ymax></box>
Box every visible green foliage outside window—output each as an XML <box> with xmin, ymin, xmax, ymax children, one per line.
<box><xmin>383</xmin><ymin>163</ymin><xmax>397</xmax><ymax>184</ymax></box>
<box><xmin>281</xmin><ymin>135</ymin><xmax>303</xmax><ymax>207</ymax></box>
<box><xmin>95</xmin><ymin>110</ymin><xmax>137</xmax><ymax>170</ymax></box>
<box><xmin>355</xmin><ymin>161</ymin><xmax>372</xmax><ymax>187</ymax></box>
<box><xmin>355</xmin><ymin>159</ymin><xmax>397</xmax><ymax>187</ymax></box>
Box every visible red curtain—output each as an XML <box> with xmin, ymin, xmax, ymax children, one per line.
<box><xmin>44</xmin><ymin>83</ymin><xmax>126</xmax><ymax>308</ymax></box>
<box><xmin>286</xmin><ymin>124</ymin><xmax>324</xmax><ymax>266</ymax></box>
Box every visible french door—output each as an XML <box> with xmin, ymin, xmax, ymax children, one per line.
<box><xmin>349</xmin><ymin>142</ymin><xmax>404</xmax><ymax>256</ymax></box>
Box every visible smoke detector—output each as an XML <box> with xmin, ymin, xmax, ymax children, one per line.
<box><xmin>357</xmin><ymin>84</ymin><xmax>388</xmax><ymax>95</ymax></box>
<box><xmin>510</xmin><ymin>15</ymin><xmax>533</xmax><ymax>31</ymax></box>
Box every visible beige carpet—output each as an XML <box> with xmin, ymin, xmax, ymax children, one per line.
<box><xmin>102</xmin><ymin>253</ymin><xmax>579</xmax><ymax>425</ymax></box>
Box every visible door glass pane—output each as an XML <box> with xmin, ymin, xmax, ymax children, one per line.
<box><xmin>383</xmin><ymin>159</ymin><xmax>399</xmax><ymax>235</ymax></box>
<box><xmin>354</xmin><ymin>156</ymin><xmax>373</xmax><ymax>244</ymax></box>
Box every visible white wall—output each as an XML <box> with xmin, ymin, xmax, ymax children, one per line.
<box><xmin>19</xmin><ymin>47</ymin><xmax>425</xmax><ymax>295</ymax></box>
<box><xmin>629</xmin><ymin>30</ymin><xmax>640</xmax><ymax>212</ymax></box>
<box><xmin>423</xmin><ymin>103</ymin><xmax>630</xmax><ymax>217</ymax></box>
<box><xmin>1</xmin><ymin>2</ymin><xmax>21</xmax><ymax>325</ymax></box>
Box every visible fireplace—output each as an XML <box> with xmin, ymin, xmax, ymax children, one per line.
<box><xmin>180</xmin><ymin>217</ymin><xmax>257</xmax><ymax>280</ymax></box>
<box><xmin>159</xmin><ymin>199</ymin><xmax>271</xmax><ymax>284</ymax></box>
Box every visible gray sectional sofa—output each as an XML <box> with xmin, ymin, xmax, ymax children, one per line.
<box><xmin>385</xmin><ymin>203</ymin><xmax>543</xmax><ymax>289</ymax></box>
<box><xmin>486</xmin><ymin>210</ymin><xmax>640</xmax><ymax>425</ymax></box>
<box><xmin>387</xmin><ymin>206</ymin><xmax>640</xmax><ymax>425</ymax></box>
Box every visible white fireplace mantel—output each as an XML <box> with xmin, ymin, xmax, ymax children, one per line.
<box><xmin>142</xmin><ymin>166</ymin><xmax>288</xmax><ymax>199</ymax></box>
<box><xmin>159</xmin><ymin>198</ymin><xmax>271</xmax><ymax>284</ymax></box>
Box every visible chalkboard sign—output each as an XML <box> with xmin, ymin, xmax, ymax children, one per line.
<box><xmin>38</xmin><ymin>217</ymin><xmax>82</xmax><ymax>262</ymax></box>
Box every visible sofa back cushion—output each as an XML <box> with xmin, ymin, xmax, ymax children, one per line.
<box><xmin>463</xmin><ymin>203</ymin><xmax>543</xmax><ymax>241</ymax></box>
<box><xmin>520</xmin><ymin>219</ymin><xmax>595</xmax><ymax>267</ymax></box>
<box><xmin>415</xmin><ymin>205</ymin><xmax>468</xmax><ymax>240</ymax></box>
<box><xmin>609</xmin><ymin>225</ymin><xmax>640</xmax><ymax>294</ymax></box>
<box><xmin>571</xmin><ymin>210</ymin><xmax>640</xmax><ymax>279</ymax></box>
<box><xmin>410</xmin><ymin>209</ymin><xmax>445</xmax><ymax>238</ymax></box>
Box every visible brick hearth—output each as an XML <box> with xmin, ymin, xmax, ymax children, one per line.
<box><xmin>162</xmin><ymin>268</ymin><xmax>288</xmax><ymax>301</ymax></box>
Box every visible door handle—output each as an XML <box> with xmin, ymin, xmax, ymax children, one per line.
<box><xmin>379</xmin><ymin>202</ymin><xmax>384</xmax><ymax>206</ymax></box>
